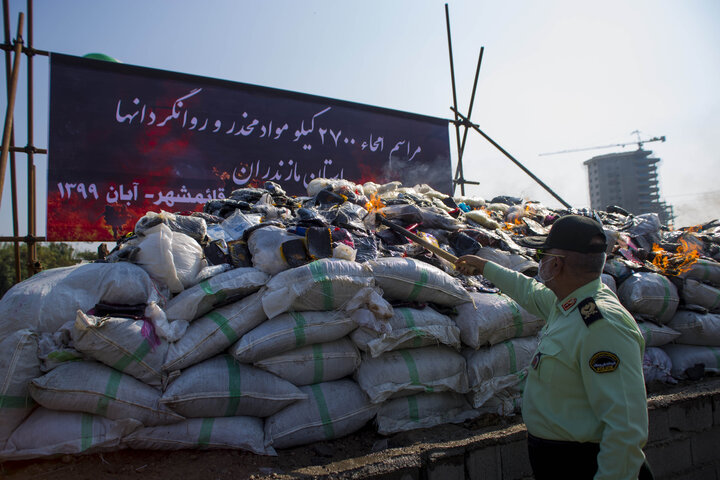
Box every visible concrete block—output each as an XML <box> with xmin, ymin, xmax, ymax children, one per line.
<box><xmin>499</xmin><ymin>440</ymin><xmax>533</xmax><ymax>480</ymax></box>
<box><xmin>691</xmin><ymin>428</ymin><xmax>720</xmax><ymax>466</ymax></box>
<box><xmin>466</xmin><ymin>445</ymin><xmax>501</xmax><ymax>480</ymax></box>
<box><xmin>713</xmin><ymin>397</ymin><xmax>720</xmax><ymax>426</ymax></box>
<box><xmin>645</xmin><ymin>438</ymin><xmax>692</xmax><ymax>477</ymax></box>
<box><xmin>661</xmin><ymin>463</ymin><xmax>718</xmax><ymax>480</ymax></box>
<box><xmin>374</xmin><ymin>468</ymin><xmax>422</xmax><ymax>480</ymax></box>
<box><xmin>426</xmin><ymin>448</ymin><xmax>465</xmax><ymax>480</ymax></box>
<box><xmin>668</xmin><ymin>398</ymin><xmax>713</xmax><ymax>432</ymax></box>
<box><xmin>648</xmin><ymin>408</ymin><xmax>671</xmax><ymax>443</ymax></box>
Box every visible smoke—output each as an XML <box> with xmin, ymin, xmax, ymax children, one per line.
<box><xmin>672</xmin><ymin>192</ymin><xmax>720</xmax><ymax>228</ymax></box>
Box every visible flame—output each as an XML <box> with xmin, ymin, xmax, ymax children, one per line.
<box><xmin>365</xmin><ymin>193</ymin><xmax>386</xmax><ymax>215</ymax></box>
<box><xmin>651</xmin><ymin>236</ymin><xmax>700</xmax><ymax>275</ymax></box>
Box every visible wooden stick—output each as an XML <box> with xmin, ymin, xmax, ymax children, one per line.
<box><xmin>377</xmin><ymin>215</ymin><xmax>458</xmax><ymax>264</ymax></box>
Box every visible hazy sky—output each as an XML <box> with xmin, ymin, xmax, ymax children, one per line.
<box><xmin>1</xmin><ymin>0</ymin><xmax>718</xmax><ymax>239</ymax></box>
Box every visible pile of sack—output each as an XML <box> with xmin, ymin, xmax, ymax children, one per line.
<box><xmin>0</xmin><ymin>177</ymin><xmax>718</xmax><ymax>461</ymax></box>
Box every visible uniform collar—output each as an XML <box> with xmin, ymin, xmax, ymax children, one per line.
<box><xmin>555</xmin><ymin>277</ymin><xmax>604</xmax><ymax>316</ymax></box>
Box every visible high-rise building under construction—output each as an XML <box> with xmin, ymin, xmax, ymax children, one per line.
<box><xmin>584</xmin><ymin>149</ymin><xmax>674</xmax><ymax>224</ymax></box>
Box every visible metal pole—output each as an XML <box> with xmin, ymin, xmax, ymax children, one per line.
<box><xmin>454</xmin><ymin>46</ymin><xmax>484</xmax><ymax>185</ymax></box>
<box><xmin>3</xmin><ymin>0</ymin><xmax>21</xmax><ymax>282</ymax></box>
<box><xmin>26</xmin><ymin>0</ymin><xmax>38</xmax><ymax>275</ymax></box>
<box><xmin>444</xmin><ymin>3</ymin><xmax>465</xmax><ymax>196</ymax></box>
<box><xmin>451</xmin><ymin>107</ymin><xmax>572</xmax><ymax>209</ymax></box>
<box><xmin>0</xmin><ymin>12</ymin><xmax>23</xmax><ymax>210</ymax></box>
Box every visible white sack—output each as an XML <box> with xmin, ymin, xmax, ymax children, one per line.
<box><xmin>370</xmin><ymin>257</ymin><xmax>472</xmax><ymax>306</ymax></box>
<box><xmin>351</xmin><ymin>306</ymin><xmax>460</xmax><ymax>357</ymax></box>
<box><xmin>29</xmin><ymin>361</ymin><xmax>182</xmax><ymax>426</ymax></box>
<box><xmin>643</xmin><ymin>347</ymin><xmax>676</xmax><ymax>384</ymax></box>
<box><xmin>261</xmin><ymin>259</ymin><xmax>375</xmax><ymax>319</ymax></box>
<box><xmin>0</xmin><ymin>408</ymin><xmax>140</xmax><ymax>461</ymax></box>
<box><xmin>464</xmin><ymin>336</ymin><xmax>538</xmax><ymax>408</ymax></box>
<box><xmin>463</xmin><ymin>209</ymin><xmax>501</xmax><ymax>230</ymax></box>
<box><xmin>255</xmin><ymin>338</ymin><xmax>361</xmax><ymax>386</ymax></box>
<box><xmin>247</xmin><ymin>226</ymin><xmax>303</xmax><ymax>275</ymax></box>
<box><xmin>233</xmin><ymin>311</ymin><xmax>357</xmax><ymax>363</ymax></box>
<box><xmin>72</xmin><ymin>311</ymin><xmax>169</xmax><ymax>387</ymax></box>
<box><xmin>635</xmin><ymin>320</ymin><xmax>681</xmax><ymax>347</ymax></box>
<box><xmin>680</xmin><ymin>259</ymin><xmax>720</xmax><ymax>286</ymax></box>
<box><xmin>471</xmin><ymin>248</ymin><xmax>538</xmax><ymax>276</ymax></box>
<box><xmin>453</xmin><ymin>293</ymin><xmax>544</xmax><ymax>348</ymax></box>
<box><xmin>132</xmin><ymin>223</ymin><xmax>207</xmax><ymax>293</ymax></box>
<box><xmin>681</xmin><ymin>279</ymin><xmax>720</xmax><ymax>313</ymax></box>
<box><xmin>601</xmin><ymin>273</ymin><xmax>618</xmax><ymax>295</ymax></box>
<box><xmin>667</xmin><ymin>310</ymin><xmax>720</xmax><ymax>346</ymax></box>
<box><xmin>163</xmin><ymin>291</ymin><xmax>267</xmax><ymax>372</ymax></box>
<box><xmin>618</xmin><ymin>272</ymin><xmax>679</xmax><ymax>324</ymax></box>
<box><xmin>123</xmin><ymin>416</ymin><xmax>275</xmax><ymax>455</ymax></box>
<box><xmin>164</xmin><ymin>267</ymin><xmax>269</xmax><ymax>322</ymax></box>
<box><xmin>264</xmin><ymin>379</ymin><xmax>378</xmax><ymax>449</ymax></box>
<box><xmin>662</xmin><ymin>344</ymin><xmax>720</xmax><ymax>379</ymax></box>
<box><xmin>376</xmin><ymin>392</ymin><xmax>479</xmax><ymax>435</ymax></box>
<box><xmin>0</xmin><ymin>262</ymin><xmax>159</xmax><ymax>337</ymax></box>
<box><xmin>161</xmin><ymin>355</ymin><xmax>306</xmax><ymax>418</ymax></box>
<box><xmin>355</xmin><ymin>346</ymin><xmax>469</xmax><ymax>404</ymax></box>
<box><xmin>0</xmin><ymin>330</ymin><xmax>40</xmax><ymax>450</ymax></box>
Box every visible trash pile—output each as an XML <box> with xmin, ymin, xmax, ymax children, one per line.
<box><xmin>1</xmin><ymin>178</ymin><xmax>719</xmax><ymax>460</ymax></box>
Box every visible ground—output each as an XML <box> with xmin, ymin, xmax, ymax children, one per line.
<box><xmin>1</xmin><ymin>377</ymin><xmax>717</xmax><ymax>480</ymax></box>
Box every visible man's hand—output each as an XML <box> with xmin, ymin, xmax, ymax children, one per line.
<box><xmin>455</xmin><ymin>255</ymin><xmax>488</xmax><ymax>276</ymax></box>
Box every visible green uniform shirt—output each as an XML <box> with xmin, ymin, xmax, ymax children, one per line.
<box><xmin>483</xmin><ymin>262</ymin><xmax>648</xmax><ymax>480</ymax></box>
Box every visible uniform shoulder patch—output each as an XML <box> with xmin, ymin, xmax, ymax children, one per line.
<box><xmin>589</xmin><ymin>351</ymin><xmax>620</xmax><ymax>373</ymax></box>
<box><xmin>578</xmin><ymin>297</ymin><xmax>603</xmax><ymax>327</ymax></box>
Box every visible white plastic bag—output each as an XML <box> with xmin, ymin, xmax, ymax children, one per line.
<box><xmin>662</xmin><ymin>344</ymin><xmax>720</xmax><ymax>378</ymax></box>
<box><xmin>376</xmin><ymin>392</ymin><xmax>478</xmax><ymax>435</ymax></box>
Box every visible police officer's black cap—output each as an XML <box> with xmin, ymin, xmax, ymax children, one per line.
<box><xmin>519</xmin><ymin>215</ymin><xmax>607</xmax><ymax>253</ymax></box>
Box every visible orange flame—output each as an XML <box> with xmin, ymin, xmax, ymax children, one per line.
<box><xmin>365</xmin><ymin>193</ymin><xmax>386</xmax><ymax>215</ymax></box>
<box><xmin>651</xmin><ymin>236</ymin><xmax>700</xmax><ymax>275</ymax></box>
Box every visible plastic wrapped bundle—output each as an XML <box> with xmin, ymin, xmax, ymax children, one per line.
<box><xmin>680</xmin><ymin>259</ymin><xmax>720</xmax><ymax>286</ymax></box>
<box><xmin>680</xmin><ymin>279</ymin><xmax>720</xmax><ymax>313</ymax></box>
<box><xmin>635</xmin><ymin>320</ymin><xmax>681</xmax><ymax>347</ymax></box>
<box><xmin>667</xmin><ymin>310</ymin><xmax>720</xmax><ymax>346</ymax></box>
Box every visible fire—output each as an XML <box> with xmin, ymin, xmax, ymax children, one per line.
<box><xmin>365</xmin><ymin>193</ymin><xmax>385</xmax><ymax>214</ymax></box>
<box><xmin>650</xmin><ymin>235</ymin><xmax>700</xmax><ymax>275</ymax></box>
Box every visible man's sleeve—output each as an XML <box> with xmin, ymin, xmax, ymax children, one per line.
<box><xmin>482</xmin><ymin>262</ymin><xmax>556</xmax><ymax>319</ymax></box>
<box><xmin>579</xmin><ymin>322</ymin><xmax>648</xmax><ymax>480</ymax></box>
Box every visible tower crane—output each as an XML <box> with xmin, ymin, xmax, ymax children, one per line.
<box><xmin>539</xmin><ymin>131</ymin><xmax>666</xmax><ymax>156</ymax></box>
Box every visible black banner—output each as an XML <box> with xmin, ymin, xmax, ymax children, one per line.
<box><xmin>47</xmin><ymin>53</ymin><xmax>451</xmax><ymax>240</ymax></box>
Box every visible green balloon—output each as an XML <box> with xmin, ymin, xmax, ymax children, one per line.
<box><xmin>83</xmin><ymin>53</ymin><xmax>121</xmax><ymax>63</ymax></box>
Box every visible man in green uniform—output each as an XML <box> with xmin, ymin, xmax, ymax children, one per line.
<box><xmin>455</xmin><ymin>215</ymin><xmax>651</xmax><ymax>480</ymax></box>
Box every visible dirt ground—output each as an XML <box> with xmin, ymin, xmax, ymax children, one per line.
<box><xmin>1</xmin><ymin>376</ymin><xmax>718</xmax><ymax>480</ymax></box>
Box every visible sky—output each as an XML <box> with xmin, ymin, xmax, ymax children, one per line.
<box><xmin>1</xmin><ymin>0</ymin><xmax>719</xmax><ymax>246</ymax></box>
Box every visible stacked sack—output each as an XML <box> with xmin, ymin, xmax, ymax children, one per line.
<box><xmin>1</xmin><ymin>179</ymin><xmax>720</xmax><ymax>461</ymax></box>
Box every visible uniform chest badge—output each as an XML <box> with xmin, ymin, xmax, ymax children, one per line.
<box><xmin>562</xmin><ymin>298</ymin><xmax>577</xmax><ymax>311</ymax></box>
<box><xmin>578</xmin><ymin>298</ymin><xmax>603</xmax><ymax>327</ymax></box>
<box><xmin>589</xmin><ymin>351</ymin><xmax>620</xmax><ymax>373</ymax></box>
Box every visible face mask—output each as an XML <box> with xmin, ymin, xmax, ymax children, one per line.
<box><xmin>537</xmin><ymin>256</ymin><xmax>556</xmax><ymax>284</ymax></box>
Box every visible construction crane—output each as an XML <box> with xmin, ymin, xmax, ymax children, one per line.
<box><xmin>539</xmin><ymin>131</ymin><xmax>666</xmax><ymax>156</ymax></box>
